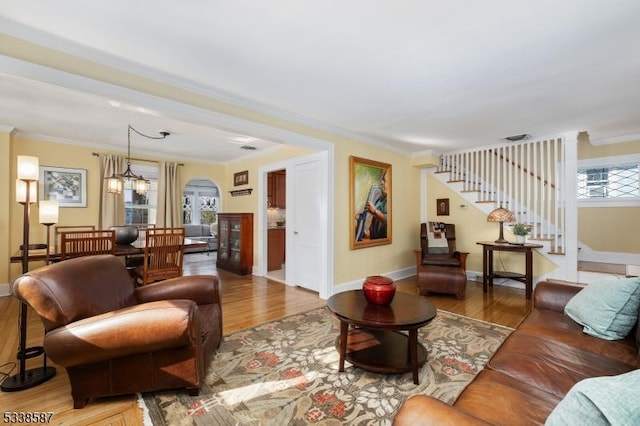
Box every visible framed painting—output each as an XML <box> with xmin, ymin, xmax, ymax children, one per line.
<box><xmin>349</xmin><ymin>156</ymin><xmax>392</xmax><ymax>249</ymax></box>
<box><xmin>234</xmin><ymin>170</ymin><xmax>249</xmax><ymax>186</ymax></box>
<box><xmin>39</xmin><ymin>166</ymin><xmax>87</xmax><ymax>208</ymax></box>
<box><xmin>437</xmin><ymin>198</ymin><xmax>450</xmax><ymax>216</ymax></box>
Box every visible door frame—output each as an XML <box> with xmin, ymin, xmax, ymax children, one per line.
<box><xmin>257</xmin><ymin>150</ymin><xmax>334</xmax><ymax>299</ymax></box>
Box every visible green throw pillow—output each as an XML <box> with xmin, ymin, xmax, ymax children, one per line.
<box><xmin>564</xmin><ymin>276</ymin><xmax>640</xmax><ymax>340</ymax></box>
<box><xmin>545</xmin><ymin>369</ymin><xmax>640</xmax><ymax>425</ymax></box>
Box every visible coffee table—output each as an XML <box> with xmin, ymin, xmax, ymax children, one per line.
<box><xmin>327</xmin><ymin>290</ymin><xmax>437</xmax><ymax>384</ymax></box>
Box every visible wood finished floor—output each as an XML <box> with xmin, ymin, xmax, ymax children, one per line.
<box><xmin>0</xmin><ymin>253</ymin><xmax>532</xmax><ymax>425</ymax></box>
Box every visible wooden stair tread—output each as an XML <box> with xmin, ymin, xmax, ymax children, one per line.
<box><xmin>578</xmin><ymin>261</ymin><xmax>626</xmax><ymax>275</ymax></box>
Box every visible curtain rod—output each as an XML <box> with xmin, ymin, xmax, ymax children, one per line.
<box><xmin>91</xmin><ymin>152</ymin><xmax>184</xmax><ymax>166</ymax></box>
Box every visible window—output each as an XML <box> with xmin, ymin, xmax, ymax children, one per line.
<box><xmin>183</xmin><ymin>181</ymin><xmax>219</xmax><ymax>225</ymax></box>
<box><xmin>125</xmin><ymin>164</ymin><xmax>158</xmax><ymax>226</ymax></box>
<box><xmin>577</xmin><ymin>155</ymin><xmax>640</xmax><ymax>206</ymax></box>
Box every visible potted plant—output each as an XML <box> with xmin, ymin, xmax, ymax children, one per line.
<box><xmin>512</xmin><ymin>223</ymin><xmax>530</xmax><ymax>244</ymax></box>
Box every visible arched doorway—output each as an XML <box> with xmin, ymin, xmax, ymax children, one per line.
<box><xmin>182</xmin><ymin>179</ymin><xmax>220</xmax><ymax>254</ymax></box>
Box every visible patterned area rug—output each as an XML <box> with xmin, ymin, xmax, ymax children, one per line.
<box><xmin>142</xmin><ymin>307</ymin><xmax>512</xmax><ymax>425</ymax></box>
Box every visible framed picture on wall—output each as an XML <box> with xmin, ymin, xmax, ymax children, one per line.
<box><xmin>349</xmin><ymin>156</ymin><xmax>392</xmax><ymax>249</ymax></box>
<box><xmin>437</xmin><ymin>198</ymin><xmax>450</xmax><ymax>216</ymax></box>
<box><xmin>39</xmin><ymin>166</ymin><xmax>87</xmax><ymax>208</ymax></box>
<box><xmin>234</xmin><ymin>170</ymin><xmax>249</xmax><ymax>186</ymax></box>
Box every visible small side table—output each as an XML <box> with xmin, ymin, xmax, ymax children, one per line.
<box><xmin>476</xmin><ymin>241</ymin><xmax>543</xmax><ymax>300</ymax></box>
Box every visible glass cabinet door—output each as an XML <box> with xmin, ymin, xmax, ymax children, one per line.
<box><xmin>229</xmin><ymin>220</ymin><xmax>241</xmax><ymax>263</ymax></box>
<box><xmin>219</xmin><ymin>220</ymin><xmax>228</xmax><ymax>260</ymax></box>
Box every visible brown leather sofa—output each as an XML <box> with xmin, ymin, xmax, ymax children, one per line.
<box><xmin>394</xmin><ymin>281</ymin><xmax>640</xmax><ymax>425</ymax></box>
<box><xmin>12</xmin><ymin>254</ymin><xmax>222</xmax><ymax>408</ymax></box>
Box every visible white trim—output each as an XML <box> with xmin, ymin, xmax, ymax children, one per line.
<box><xmin>590</xmin><ymin>133</ymin><xmax>640</xmax><ymax>146</ymax></box>
<box><xmin>578</xmin><ymin>153</ymin><xmax>640</xmax><ymax>167</ymax></box>
<box><xmin>0</xmin><ymin>18</ymin><xmax>408</xmax><ymax>157</ymax></box>
<box><xmin>332</xmin><ymin>266</ymin><xmax>416</xmax><ymax>294</ymax></box>
<box><xmin>0</xmin><ymin>56</ymin><xmax>333</xmax><ymax>163</ymax></box>
<box><xmin>0</xmin><ymin>125</ymin><xmax>16</xmax><ymax>134</ymax></box>
<box><xmin>0</xmin><ymin>283</ymin><xmax>11</xmax><ymax>297</ymax></box>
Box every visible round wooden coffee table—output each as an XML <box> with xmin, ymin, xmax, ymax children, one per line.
<box><xmin>327</xmin><ymin>290</ymin><xmax>437</xmax><ymax>384</ymax></box>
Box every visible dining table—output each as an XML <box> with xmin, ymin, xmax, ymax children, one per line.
<box><xmin>10</xmin><ymin>238</ymin><xmax>208</xmax><ymax>264</ymax></box>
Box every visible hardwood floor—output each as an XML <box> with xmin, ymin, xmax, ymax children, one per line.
<box><xmin>0</xmin><ymin>253</ymin><xmax>531</xmax><ymax>425</ymax></box>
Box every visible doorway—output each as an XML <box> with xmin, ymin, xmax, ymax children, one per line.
<box><xmin>266</xmin><ymin>169</ymin><xmax>286</xmax><ymax>282</ymax></box>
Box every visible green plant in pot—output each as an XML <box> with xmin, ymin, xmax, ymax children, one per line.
<box><xmin>512</xmin><ymin>223</ymin><xmax>530</xmax><ymax>244</ymax></box>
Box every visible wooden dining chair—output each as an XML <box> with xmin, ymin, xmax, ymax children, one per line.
<box><xmin>54</xmin><ymin>225</ymin><xmax>96</xmax><ymax>247</ymax></box>
<box><xmin>133</xmin><ymin>227</ymin><xmax>186</xmax><ymax>286</ymax></box>
<box><xmin>60</xmin><ymin>229</ymin><xmax>116</xmax><ymax>260</ymax></box>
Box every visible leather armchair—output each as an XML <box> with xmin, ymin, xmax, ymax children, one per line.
<box><xmin>415</xmin><ymin>223</ymin><xmax>469</xmax><ymax>299</ymax></box>
<box><xmin>12</xmin><ymin>254</ymin><xmax>222</xmax><ymax>408</ymax></box>
<box><xmin>415</xmin><ymin>223</ymin><xmax>468</xmax><ymax>271</ymax></box>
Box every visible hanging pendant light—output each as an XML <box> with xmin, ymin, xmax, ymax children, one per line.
<box><xmin>105</xmin><ymin>125</ymin><xmax>169</xmax><ymax>195</ymax></box>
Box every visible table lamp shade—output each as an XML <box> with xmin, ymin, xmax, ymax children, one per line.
<box><xmin>39</xmin><ymin>200</ymin><xmax>59</xmax><ymax>225</ymax></box>
<box><xmin>487</xmin><ymin>206</ymin><xmax>514</xmax><ymax>243</ymax></box>
<box><xmin>17</xmin><ymin>156</ymin><xmax>39</xmax><ymax>181</ymax></box>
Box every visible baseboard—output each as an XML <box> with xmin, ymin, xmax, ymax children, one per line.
<box><xmin>0</xmin><ymin>283</ymin><xmax>11</xmax><ymax>297</ymax></box>
<box><xmin>333</xmin><ymin>266</ymin><xmax>417</xmax><ymax>294</ymax></box>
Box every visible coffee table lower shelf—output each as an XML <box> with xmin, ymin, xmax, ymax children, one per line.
<box><xmin>336</xmin><ymin>328</ymin><xmax>427</xmax><ymax>375</ymax></box>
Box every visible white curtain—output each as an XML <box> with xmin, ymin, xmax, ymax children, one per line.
<box><xmin>156</xmin><ymin>161</ymin><xmax>182</xmax><ymax>227</ymax></box>
<box><xmin>99</xmin><ymin>155</ymin><xmax>125</xmax><ymax>229</ymax></box>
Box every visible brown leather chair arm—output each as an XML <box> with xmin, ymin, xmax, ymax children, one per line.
<box><xmin>44</xmin><ymin>299</ymin><xmax>198</xmax><ymax>368</ymax></box>
<box><xmin>136</xmin><ymin>275</ymin><xmax>220</xmax><ymax>306</ymax></box>
<box><xmin>534</xmin><ymin>281</ymin><xmax>585</xmax><ymax>312</ymax></box>
<box><xmin>394</xmin><ymin>395</ymin><xmax>491</xmax><ymax>426</ymax></box>
<box><xmin>453</xmin><ymin>251</ymin><xmax>469</xmax><ymax>272</ymax></box>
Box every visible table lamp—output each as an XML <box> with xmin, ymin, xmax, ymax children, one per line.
<box><xmin>487</xmin><ymin>205</ymin><xmax>514</xmax><ymax>244</ymax></box>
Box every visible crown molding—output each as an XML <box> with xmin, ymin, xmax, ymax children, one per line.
<box><xmin>1</xmin><ymin>18</ymin><xmax>411</xmax><ymax>156</ymax></box>
<box><xmin>591</xmin><ymin>132</ymin><xmax>640</xmax><ymax>146</ymax></box>
<box><xmin>0</xmin><ymin>125</ymin><xmax>16</xmax><ymax>134</ymax></box>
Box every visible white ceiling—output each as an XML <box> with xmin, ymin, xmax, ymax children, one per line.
<box><xmin>1</xmin><ymin>1</ymin><xmax>640</xmax><ymax>162</ymax></box>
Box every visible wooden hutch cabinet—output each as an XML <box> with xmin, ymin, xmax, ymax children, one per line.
<box><xmin>216</xmin><ymin>213</ymin><xmax>253</xmax><ymax>275</ymax></box>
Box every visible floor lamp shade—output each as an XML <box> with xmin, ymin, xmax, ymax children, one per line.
<box><xmin>39</xmin><ymin>200</ymin><xmax>59</xmax><ymax>224</ymax></box>
<box><xmin>17</xmin><ymin>156</ymin><xmax>39</xmax><ymax>180</ymax></box>
<box><xmin>16</xmin><ymin>180</ymin><xmax>37</xmax><ymax>204</ymax></box>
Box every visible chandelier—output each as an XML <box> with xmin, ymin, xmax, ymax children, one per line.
<box><xmin>106</xmin><ymin>125</ymin><xmax>170</xmax><ymax>195</ymax></box>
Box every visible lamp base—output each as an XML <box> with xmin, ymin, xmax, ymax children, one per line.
<box><xmin>1</xmin><ymin>367</ymin><xmax>56</xmax><ymax>392</ymax></box>
<box><xmin>494</xmin><ymin>238</ymin><xmax>509</xmax><ymax>244</ymax></box>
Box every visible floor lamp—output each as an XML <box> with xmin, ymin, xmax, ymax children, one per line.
<box><xmin>39</xmin><ymin>200</ymin><xmax>59</xmax><ymax>265</ymax></box>
<box><xmin>1</xmin><ymin>156</ymin><xmax>56</xmax><ymax>392</ymax></box>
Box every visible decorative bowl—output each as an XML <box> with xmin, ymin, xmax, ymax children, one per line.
<box><xmin>110</xmin><ymin>225</ymin><xmax>139</xmax><ymax>245</ymax></box>
<box><xmin>362</xmin><ymin>275</ymin><xmax>396</xmax><ymax>306</ymax></box>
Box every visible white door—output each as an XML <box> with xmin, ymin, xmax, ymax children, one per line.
<box><xmin>290</xmin><ymin>157</ymin><xmax>323</xmax><ymax>292</ymax></box>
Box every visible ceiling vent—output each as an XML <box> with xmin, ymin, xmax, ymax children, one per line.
<box><xmin>502</xmin><ymin>134</ymin><xmax>531</xmax><ymax>142</ymax></box>
<box><xmin>240</xmin><ymin>145</ymin><xmax>257</xmax><ymax>150</ymax></box>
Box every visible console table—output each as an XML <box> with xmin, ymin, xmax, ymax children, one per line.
<box><xmin>476</xmin><ymin>241</ymin><xmax>543</xmax><ymax>300</ymax></box>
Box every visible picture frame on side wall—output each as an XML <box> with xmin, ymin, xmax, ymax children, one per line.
<box><xmin>39</xmin><ymin>166</ymin><xmax>87</xmax><ymax>208</ymax></box>
<box><xmin>349</xmin><ymin>156</ymin><xmax>392</xmax><ymax>250</ymax></box>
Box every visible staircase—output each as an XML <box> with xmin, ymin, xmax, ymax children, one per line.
<box><xmin>433</xmin><ymin>136</ymin><xmax>573</xmax><ymax>281</ymax></box>
<box><xmin>433</xmin><ymin>135</ymin><xmax>638</xmax><ymax>283</ymax></box>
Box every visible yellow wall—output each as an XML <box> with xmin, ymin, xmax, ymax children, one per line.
<box><xmin>5</xmin><ymin>135</ymin><xmax>228</xmax><ymax>281</ymax></box>
<box><xmin>333</xmin><ymin>143</ymin><xmax>421</xmax><ymax>284</ymax></box>
<box><xmin>577</xmin><ymin>136</ymin><xmax>640</xmax><ymax>255</ymax></box>
<box><xmin>0</xmin><ymin>131</ymin><xmax>11</xmax><ymax>289</ymax></box>
<box><xmin>426</xmin><ymin>175</ymin><xmax>557</xmax><ymax>279</ymax></box>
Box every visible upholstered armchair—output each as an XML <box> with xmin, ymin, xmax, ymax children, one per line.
<box><xmin>12</xmin><ymin>255</ymin><xmax>222</xmax><ymax>408</ymax></box>
<box><xmin>415</xmin><ymin>223</ymin><xmax>469</xmax><ymax>299</ymax></box>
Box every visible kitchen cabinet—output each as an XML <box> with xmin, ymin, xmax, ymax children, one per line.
<box><xmin>267</xmin><ymin>170</ymin><xmax>286</xmax><ymax>208</ymax></box>
<box><xmin>267</xmin><ymin>228</ymin><xmax>286</xmax><ymax>271</ymax></box>
<box><xmin>217</xmin><ymin>213</ymin><xmax>253</xmax><ymax>275</ymax></box>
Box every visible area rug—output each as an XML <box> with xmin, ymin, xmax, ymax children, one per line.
<box><xmin>142</xmin><ymin>307</ymin><xmax>512</xmax><ymax>425</ymax></box>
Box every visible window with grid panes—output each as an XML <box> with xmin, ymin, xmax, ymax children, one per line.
<box><xmin>577</xmin><ymin>156</ymin><xmax>640</xmax><ymax>207</ymax></box>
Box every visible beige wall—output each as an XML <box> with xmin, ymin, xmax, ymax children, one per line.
<box><xmin>577</xmin><ymin>136</ymin><xmax>640</xmax><ymax>255</ymax></box>
<box><xmin>425</xmin><ymin>175</ymin><xmax>557</xmax><ymax>279</ymax></box>
<box><xmin>333</xmin><ymin>143</ymin><xmax>421</xmax><ymax>284</ymax></box>
<box><xmin>0</xmin><ymin>131</ymin><xmax>11</xmax><ymax>289</ymax></box>
<box><xmin>4</xmin><ymin>135</ymin><xmax>228</xmax><ymax>281</ymax></box>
